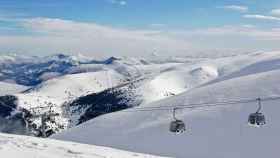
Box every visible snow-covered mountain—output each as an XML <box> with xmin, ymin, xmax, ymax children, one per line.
<box><xmin>0</xmin><ymin>54</ymin><xmax>122</xmax><ymax>86</ymax></box>
<box><xmin>0</xmin><ymin>133</ymin><xmax>166</xmax><ymax>158</ymax></box>
<box><xmin>53</xmin><ymin>51</ymin><xmax>280</xmax><ymax>158</ymax></box>
<box><xmin>0</xmin><ymin>54</ymin><xmax>200</xmax><ymax>136</ymax></box>
<box><xmin>1</xmin><ymin>51</ymin><xmax>280</xmax><ymax>157</ymax></box>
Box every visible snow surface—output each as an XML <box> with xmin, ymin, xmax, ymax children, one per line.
<box><xmin>54</xmin><ymin>51</ymin><xmax>280</xmax><ymax>158</ymax></box>
<box><xmin>0</xmin><ymin>82</ymin><xmax>28</xmax><ymax>96</ymax></box>
<box><xmin>0</xmin><ymin>133</ymin><xmax>167</xmax><ymax>158</ymax></box>
<box><xmin>10</xmin><ymin>58</ymin><xmax>192</xmax><ymax>134</ymax></box>
<box><xmin>12</xmin><ymin>54</ymin><xmax>218</xmax><ymax>111</ymax></box>
<box><xmin>16</xmin><ymin>70</ymin><xmax>125</xmax><ymax>109</ymax></box>
<box><xmin>13</xmin><ymin>70</ymin><xmax>125</xmax><ymax>132</ymax></box>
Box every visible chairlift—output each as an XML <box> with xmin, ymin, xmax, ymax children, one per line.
<box><xmin>169</xmin><ymin>108</ymin><xmax>186</xmax><ymax>134</ymax></box>
<box><xmin>248</xmin><ymin>98</ymin><xmax>266</xmax><ymax>127</ymax></box>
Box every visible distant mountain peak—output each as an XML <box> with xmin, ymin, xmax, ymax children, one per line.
<box><xmin>104</xmin><ymin>56</ymin><xmax>121</xmax><ymax>64</ymax></box>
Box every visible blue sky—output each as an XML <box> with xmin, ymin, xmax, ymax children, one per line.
<box><xmin>0</xmin><ymin>0</ymin><xmax>280</xmax><ymax>57</ymax></box>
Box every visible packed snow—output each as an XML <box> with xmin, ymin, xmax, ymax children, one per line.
<box><xmin>0</xmin><ymin>133</ymin><xmax>167</xmax><ymax>158</ymax></box>
<box><xmin>53</xmin><ymin>51</ymin><xmax>280</xmax><ymax>158</ymax></box>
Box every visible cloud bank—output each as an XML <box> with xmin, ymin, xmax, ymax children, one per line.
<box><xmin>0</xmin><ymin>17</ymin><xmax>279</xmax><ymax>57</ymax></box>
<box><xmin>0</xmin><ymin>18</ymin><xmax>190</xmax><ymax>57</ymax></box>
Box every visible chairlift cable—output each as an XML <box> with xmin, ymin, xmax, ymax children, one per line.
<box><xmin>121</xmin><ymin>96</ymin><xmax>280</xmax><ymax>113</ymax></box>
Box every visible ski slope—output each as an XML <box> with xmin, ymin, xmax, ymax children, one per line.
<box><xmin>54</xmin><ymin>51</ymin><xmax>280</xmax><ymax>158</ymax></box>
<box><xmin>0</xmin><ymin>133</ymin><xmax>167</xmax><ymax>158</ymax></box>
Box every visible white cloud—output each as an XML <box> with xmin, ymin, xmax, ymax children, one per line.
<box><xmin>164</xmin><ymin>25</ymin><xmax>280</xmax><ymax>53</ymax></box>
<box><xmin>271</xmin><ymin>9</ymin><xmax>280</xmax><ymax>16</ymax></box>
<box><xmin>0</xmin><ymin>17</ymin><xmax>279</xmax><ymax>57</ymax></box>
<box><xmin>110</xmin><ymin>0</ymin><xmax>127</xmax><ymax>6</ymax></box>
<box><xmin>166</xmin><ymin>25</ymin><xmax>280</xmax><ymax>42</ymax></box>
<box><xmin>243</xmin><ymin>14</ymin><xmax>280</xmax><ymax>21</ymax></box>
<box><xmin>22</xmin><ymin>18</ymin><xmax>164</xmax><ymax>39</ymax></box>
<box><xmin>119</xmin><ymin>1</ymin><xmax>127</xmax><ymax>6</ymax></box>
<box><xmin>1</xmin><ymin>17</ymin><xmax>189</xmax><ymax>57</ymax></box>
<box><xmin>189</xmin><ymin>26</ymin><xmax>280</xmax><ymax>39</ymax></box>
<box><xmin>219</xmin><ymin>5</ymin><xmax>248</xmax><ymax>12</ymax></box>
<box><xmin>241</xmin><ymin>24</ymin><xmax>256</xmax><ymax>28</ymax></box>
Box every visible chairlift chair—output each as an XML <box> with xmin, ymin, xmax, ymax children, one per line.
<box><xmin>169</xmin><ymin>108</ymin><xmax>186</xmax><ymax>134</ymax></box>
<box><xmin>248</xmin><ymin>112</ymin><xmax>266</xmax><ymax>126</ymax></box>
<box><xmin>248</xmin><ymin>98</ymin><xmax>266</xmax><ymax>127</ymax></box>
<box><xmin>170</xmin><ymin>119</ymin><xmax>186</xmax><ymax>133</ymax></box>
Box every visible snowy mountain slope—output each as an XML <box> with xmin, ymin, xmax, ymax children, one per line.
<box><xmin>139</xmin><ymin>64</ymin><xmax>219</xmax><ymax>104</ymax></box>
<box><xmin>61</xmin><ymin>61</ymin><xmax>221</xmax><ymax>126</ymax></box>
<box><xmin>54</xmin><ymin>51</ymin><xmax>280</xmax><ymax>158</ymax></box>
<box><xmin>0</xmin><ymin>56</ymin><xmax>169</xmax><ymax>136</ymax></box>
<box><xmin>20</xmin><ymin>70</ymin><xmax>124</xmax><ymax>105</ymax></box>
<box><xmin>0</xmin><ymin>82</ymin><xmax>28</xmax><ymax>96</ymax></box>
<box><xmin>0</xmin><ymin>54</ymin><xmax>122</xmax><ymax>86</ymax></box>
<box><xmin>0</xmin><ymin>54</ymin><xmax>77</xmax><ymax>86</ymax></box>
<box><xmin>0</xmin><ymin>133</ymin><xmax>167</xmax><ymax>158</ymax></box>
<box><xmin>2</xmin><ymin>51</ymin><xmax>280</xmax><ymax>138</ymax></box>
<box><xmin>204</xmin><ymin>51</ymin><xmax>280</xmax><ymax>85</ymax></box>
<box><xmin>4</xmin><ymin>70</ymin><xmax>125</xmax><ymax>136</ymax></box>
<box><xmin>132</xmin><ymin>51</ymin><xmax>280</xmax><ymax>104</ymax></box>
<box><xmin>2</xmin><ymin>58</ymin><xmax>197</xmax><ymax>136</ymax></box>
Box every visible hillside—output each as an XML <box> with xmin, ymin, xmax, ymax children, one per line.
<box><xmin>1</xmin><ymin>52</ymin><xmax>280</xmax><ymax>157</ymax></box>
<box><xmin>53</xmin><ymin>51</ymin><xmax>280</xmax><ymax>158</ymax></box>
<box><xmin>0</xmin><ymin>55</ymin><xmax>196</xmax><ymax>136</ymax></box>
